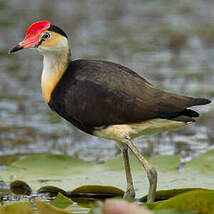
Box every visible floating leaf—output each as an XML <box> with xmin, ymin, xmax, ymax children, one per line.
<box><xmin>140</xmin><ymin>188</ymin><xmax>210</xmax><ymax>202</ymax></box>
<box><xmin>2</xmin><ymin>154</ymin><xmax>96</xmax><ymax>191</ymax></box>
<box><xmin>154</xmin><ymin>190</ymin><xmax>214</xmax><ymax>214</ymax></box>
<box><xmin>185</xmin><ymin>150</ymin><xmax>214</xmax><ymax>174</ymax></box>
<box><xmin>38</xmin><ymin>186</ymin><xmax>67</xmax><ymax>197</ymax></box>
<box><xmin>104</xmin><ymin>155</ymin><xmax>180</xmax><ymax>171</ymax></box>
<box><xmin>68</xmin><ymin>185</ymin><xmax>124</xmax><ymax>207</ymax></box>
<box><xmin>143</xmin><ymin>201</ymin><xmax>162</xmax><ymax>210</ymax></box>
<box><xmin>6</xmin><ymin>154</ymin><xmax>94</xmax><ymax>176</ymax></box>
<box><xmin>0</xmin><ymin>154</ymin><xmax>25</xmax><ymax>166</ymax></box>
<box><xmin>1</xmin><ymin>153</ymin><xmax>214</xmax><ymax>201</ymax></box>
<box><xmin>36</xmin><ymin>201</ymin><xmax>72</xmax><ymax>214</ymax></box>
<box><xmin>0</xmin><ymin>201</ymin><xmax>33</xmax><ymax>214</ymax></box>
<box><xmin>148</xmin><ymin>155</ymin><xmax>180</xmax><ymax>171</ymax></box>
<box><xmin>51</xmin><ymin>193</ymin><xmax>73</xmax><ymax>209</ymax></box>
<box><xmin>70</xmin><ymin>185</ymin><xmax>124</xmax><ymax>196</ymax></box>
<box><xmin>104</xmin><ymin>155</ymin><xmax>141</xmax><ymax>171</ymax></box>
<box><xmin>10</xmin><ymin>180</ymin><xmax>32</xmax><ymax>195</ymax></box>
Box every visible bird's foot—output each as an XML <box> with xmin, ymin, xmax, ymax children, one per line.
<box><xmin>123</xmin><ymin>188</ymin><xmax>135</xmax><ymax>201</ymax></box>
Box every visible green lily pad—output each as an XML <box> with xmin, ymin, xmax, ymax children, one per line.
<box><xmin>51</xmin><ymin>193</ymin><xmax>73</xmax><ymax>209</ymax></box>
<box><xmin>0</xmin><ymin>153</ymin><xmax>214</xmax><ymax>214</ymax></box>
<box><xmin>6</xmin><ymin>154</ymin><xmax>93</xmax><ymax>176</ymax></box>
<box><xmin>68</xmin><ymin>185</ymin><xmax>124</xmax><ymax>207</ymax></box>
<box><xmin>140</xmin><ymin>188</ymin><xmax>210</xmax><ymax>202</ymax></box>
<box><xmin>149</xmin><ymin>155</ymin><xmax>180</xmax><ymax>171</ymax></box>
<box><xmin>154</xmin><ymin>190</ymin><xmax>214</xmax><ymax>213</ymax></box>
<box><xmin>1</xmin><ymin>154</ymin><xmax>96</xmax><ymax>191</ymax></box>
<box><xmin>1</xmin><ymin>152</ymin><xmax>214</xmax><ymax>199</ymax></box>
<box><xmin>0</xmin><ymin>154</ymin><xmax>26</xmax><ymax>166</ymax></box>
<box><xmin>38</xmin><ymin>186</ymin><xmax>67</xmax><ymax>197</ymax></box>
<box><xmin>103</xmin><ymin>155</ymin><xmax>141</xmax><ymax>171</ymax></box>
<box><xmin>0</xmin><ymin>202</ymin><xmax>33</xmax><ymax>214</ymax></box>
<box><xmin>70</xmin><ymin>185</ymin><xmax>124</xmax><ymax>195</ymax></box>
<box><xmin>185</xmin><ymin>150</ymin><xmax>214</xmax><ymax>174</ymax></box>
<box><xmin>143</xmin><ymin>201</ymin><xmax>160</xmax><ymax>210</ymax></box>
<box><xmin>36</xmin><ymin>201</ymin><xmax>72</xmax><ymax>214</ymax></box>
<box><xmin>10</xmin><ymin>180</ymin><xmax>32</xmax><ymax>195</ymax></box>
<box><xmin>104</xmin><ymin>154</ymin><xmax>180</xmax><ymax>171</ymax></box>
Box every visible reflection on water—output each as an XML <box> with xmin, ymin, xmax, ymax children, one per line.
<box><xmin>0</xmin><ymin>0</ymin><xmax>213</xmax><ymax>163</ymax></box>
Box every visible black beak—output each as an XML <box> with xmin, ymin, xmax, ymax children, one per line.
<box><xmin>8</xmin><ymin>45</ymin><xmax>23</xmax><ymax>54</ymax></box>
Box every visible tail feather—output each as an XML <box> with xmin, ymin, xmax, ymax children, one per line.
<box><xmin>181</xmin><ymin>109</ymin><xmax>199</xmax><ymax>117</ymax></box>
<box><xmin>192</xmin><ymin>98</ymin><xmax>211</xmax><ymax>106</ymax></box>
<box><xmin>173</xmin><ymin>115</ymin><xmax>195</xmax><ymax>123</ymax></box>
<box><xmin>171</xmin><ymin>98</ymin><xmax>211</xmax><ymax>123</ymax></box>
<box><xmin>172</xmin><ymin>108</ymin><xmax>199</xmax><ymax>123</ymax></box>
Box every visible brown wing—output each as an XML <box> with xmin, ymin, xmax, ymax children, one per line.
<box><xmin>51</xmin><ymin>59</ymin><xmax>210</xmax><ymax>128</ymax></box>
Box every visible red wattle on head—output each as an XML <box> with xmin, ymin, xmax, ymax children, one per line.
<box><xmin>19</xmin><ymin>21</ymin><xmax>51</xmax><ymax>48</ymax></box>
<box><xmin>25</xmin><ymin>21</ymin><xmax>51</xmax><ymax>39</ymax></box>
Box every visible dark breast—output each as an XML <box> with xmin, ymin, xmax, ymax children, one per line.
<box><xmin>48</xmin><ymin>59</ymin><xmax>197</xmax><ymax>135</ymax></box>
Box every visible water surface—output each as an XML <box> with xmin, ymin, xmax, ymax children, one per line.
<box><xmin>0</xmin><ymin>0</ymin><xmax>213</xmax><ymax>164</ymax></box>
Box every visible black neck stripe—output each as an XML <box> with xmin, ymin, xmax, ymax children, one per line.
<box><xmin>48</xmin><ymin>24</ymin><xmax>68</xmax><ymax>38</ymax></box>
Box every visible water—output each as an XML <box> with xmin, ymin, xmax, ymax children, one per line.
<box><xmin>0</xmin><ymin>0</ymin><xmax>213</xmax><ymax>164</ymax></box>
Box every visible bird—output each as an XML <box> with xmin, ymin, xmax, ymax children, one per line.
<box><xmin>9</xmin><ymin>21</ymin><xmax>211</xmax><ymax>202</ymax></box>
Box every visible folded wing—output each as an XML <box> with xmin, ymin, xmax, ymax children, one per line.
<box><xmin>53</xmin><ymin>60</ymin><xmax>210</xmax><ymax>128</ymax></box>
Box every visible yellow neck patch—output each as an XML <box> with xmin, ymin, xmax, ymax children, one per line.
<box><xmin>41</xmin><ymin>50</ymin><xmax>69</xmax><ymax>103</ymax></box>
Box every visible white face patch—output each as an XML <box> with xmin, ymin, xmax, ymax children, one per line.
<box><xmin>38</xmin><ymin>36</ymin><xmax>69</xmax><ymax>55</ymax></box>
<box><xmin>39</xmin><ymin>35</ymin><xmax>70</xmax><ymax>103</ymax></box>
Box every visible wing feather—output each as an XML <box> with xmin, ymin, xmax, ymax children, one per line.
<box><xmin>51</xmin><ymin>59</ymin><xmax>206</xmax><ymax>128</ymax></box>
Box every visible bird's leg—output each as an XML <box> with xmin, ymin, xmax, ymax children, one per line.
<box><xmin>122</xmin><ymin>146</ymin><xmax>135</xmax><ymax>199</ymax></box>
<box><xmin>124</xmin><ymin>137</ymin><xmax>157</xmax><ymax>202</ymax></box>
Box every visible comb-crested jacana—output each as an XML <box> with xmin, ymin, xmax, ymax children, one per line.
<box><xmin>9</xmin><ymin>21</ymin><xmax>211</xmax><ymax>202</ymax></box>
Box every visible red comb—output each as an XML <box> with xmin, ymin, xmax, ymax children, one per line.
<box><xmin>25</xmin><ymin>21</ymin><xmax>51</xmax><ymax>39</ymax></box>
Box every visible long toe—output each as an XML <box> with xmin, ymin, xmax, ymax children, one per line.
<box><xmin>123</xmin><ymin>188</ymin><xmax>135</xmax><ymax>200</ymax></box>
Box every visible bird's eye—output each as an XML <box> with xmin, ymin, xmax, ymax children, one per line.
<box><xmin>42</xmin><ymin>32</ymin><xmax>51</xmax><ymax>40</ymax></box>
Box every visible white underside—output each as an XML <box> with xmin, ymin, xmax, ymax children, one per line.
<box><xmin>93</xmin><ymin>118</ymin><xmax>191</xmax><ymax>142</ymax></box>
